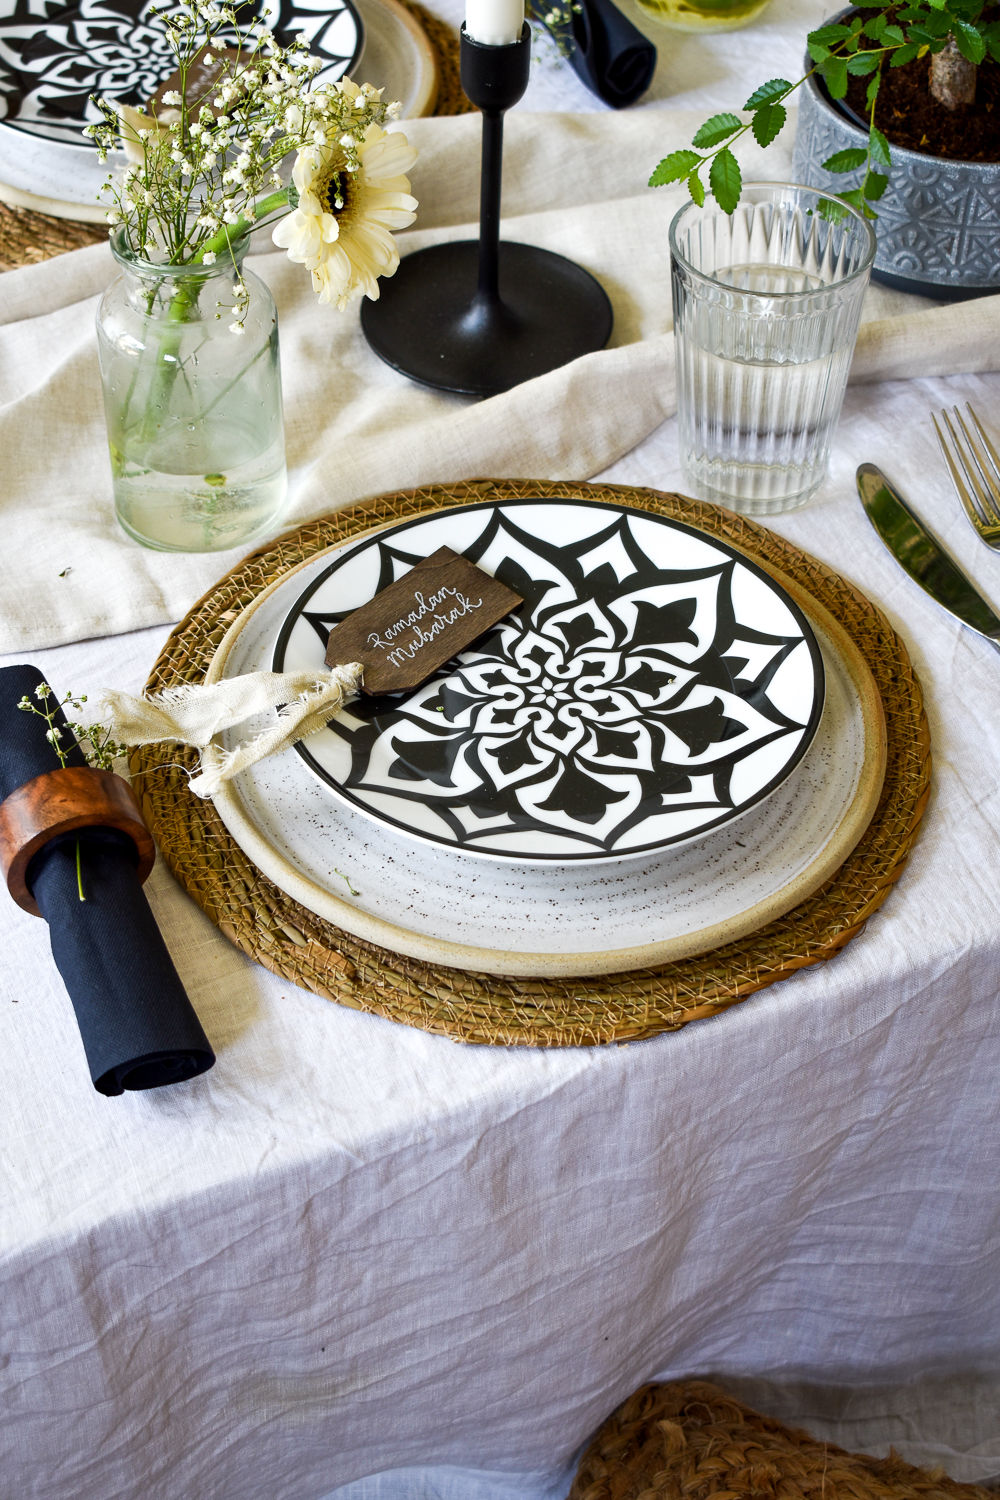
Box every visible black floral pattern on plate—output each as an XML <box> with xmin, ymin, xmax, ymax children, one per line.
<box><xmin>0</xmin><ymin>0</ymin><xmax>361</xmax><ymax>146</ymax></box>
<box><xmin>273</xmin><ymin>501</ymin><xmax>825</xmax><ymax>861</ymax></box>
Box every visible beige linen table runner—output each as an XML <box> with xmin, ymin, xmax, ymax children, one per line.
<box><xmin>2</xmin><ymin>108</ymin><xmax>998</xmax><ymax>653</ymax></box>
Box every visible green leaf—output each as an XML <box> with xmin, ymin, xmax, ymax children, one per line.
<box><xmin>837</xmin><ymin>188</ymin><xmax>865</xmax><ymax>209</ymax></box>
<box><xmin>821</xmin><ymin>147</ymin><xmax>869</xmax><ymax>172</ymax></box>
<box><xmin>882</xmin><ymin>24</ymin><xmax>905</xmax><ymax>43</ymax></box>
<box><xmin>890</xmin><ymin>41</ymin><xmax>922</xmax><ymax>65</ymax></box>
<box><xmin>821</xmin><ymin>56</ymin><xmax>849</xmax><ymax>97</ymax></box>
<box><xmin>286</xmin><ymin>178</ymin><xmax>299</xmax><ymax>209</ymax></box>
<box><xmin>864</xmin><ymin>170</ymin><xmax>889</xmax><ymax>200</ymax></box>
<box><xmin>691</xmin><ymin>112</ymin><xmax>743</xmax><ymax>148</ymax></box>
<box><xmin>847</xmin><ymin>50</ymin><xmax>881</xmax><ymax>73</ymax></box>
<box><xmin>751</xmin><ymin>101</ymin><xmax>786</xmax><ymax>147</ymax></box>
<box><xmin>808</xmin><ymin>22</ymin><xmax>852</xmax><ymax>43</ymax></box>
<box><xmin>862</xmin><ymin>14</ymin><xmax>887</xmax><ymax>38</ymax></box>
<box><xmin>687</xmin><ymin>168</ymin><xmax>705</xmax><ymax>207</ymax></box>
<box><xmin>866</xmin><ymin>72</ymin><xmax>881</xmax><ymax>108</ymax></box>
<box><xmin>869</xmin><ymin>125</ymin><xmax>892</xmax><ymax>173</ymax></box>
<box><xmin>953</xmin><ymin>18</ymin><xmax>987</xmax><ymax>63</ymax></box>
<box><xmin>909</xmin><ymin>13</ymin><xmax>949</xmax><ymax>39</ymax></box>
<box><xmin>988</xmin><ymin>37</ymin><xmax>1000</xmax><ymax>63</ymax></box>
<box><xmin>709</xmin><ymin>147</ymin><xmax>741</xmax><ymax>214</ymax></box>
<box><xmin>818</xmin><ymin>197</ymin><xmax>849</xmax><ymax>223</ymax></box>
<box><xmin>808</xmin><ymin>39</ymin><xmax>832</xmax><ymax>63</ymax></box>
<box><xmin>649</xmin><ymin>149</ymin><xmax>702</xmax><ymax>187</ymax></box>
<box><xmin>743</xmin><ymin>77</ymin><xmax>791</xmax><ymax>109</ymax></box>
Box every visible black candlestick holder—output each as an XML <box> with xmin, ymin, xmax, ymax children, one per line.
<box><xmin>360</xmin><ymin>23</ymin><xmax>613</xmax><ymax>399</ymax></box>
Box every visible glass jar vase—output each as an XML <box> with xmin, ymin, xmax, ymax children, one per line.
<box><xmin>96</xmin><ymin>229</ymin><xmax>287</xmax><ymax>553</ymax></box>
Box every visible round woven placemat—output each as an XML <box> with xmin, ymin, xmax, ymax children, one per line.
<box><xmin>131</xmin><ymin>479</ymin><xmax>931</xmax><ymax>1048</ymax></box>
<box><xmin>566</xmin><ymin>1381</ymin><xmax>989</xmax><ymax>1499</ymax></box>
<box><xmin>0</xmin><ymin>0</ymin><xmax>472</xmax><ymax>271</ymax></box>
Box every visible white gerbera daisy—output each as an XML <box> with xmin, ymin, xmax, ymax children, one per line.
<box><xmin>272</xmin><ymin>121</ymin><xmax>417</xmax><ymax>310</ymax></box>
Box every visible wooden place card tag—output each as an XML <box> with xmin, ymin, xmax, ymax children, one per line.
<box><xmin>325</xmin><ymin>546</ymin><xmax>523</xmax><ymax>695</ymax></box>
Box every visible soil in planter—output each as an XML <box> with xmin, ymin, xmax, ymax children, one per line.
<box><xmin>843</xmin><ymin>10</ymin><xmax>1000</xmax><ymax>161</ymax></box>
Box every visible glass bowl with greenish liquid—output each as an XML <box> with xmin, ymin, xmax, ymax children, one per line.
<box><xmin>633</xmin><ymin>0</ymin><xmax>770</xmax><ymax>33</ymax></box>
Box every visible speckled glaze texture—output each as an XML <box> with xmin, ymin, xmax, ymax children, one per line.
<box><xmin>792</xmin><ymin>67</ymin><xmax>1000</xmax><ymax>295</ymax></box>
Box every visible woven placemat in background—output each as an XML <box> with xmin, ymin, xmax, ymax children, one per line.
<box><xmin>130</xmin><ymin>479</ymin><xmax>931</xmax><ymax>1048</ymax></box>
<box><xmin>0</xmin><ymin>0</ymin><xmax>472</xmax><ymax>272</ymax></box>
<box><xmin>567</xmin><ymin>1381</ymin><xmax>990</xmax><ymax>1499</ymax></box>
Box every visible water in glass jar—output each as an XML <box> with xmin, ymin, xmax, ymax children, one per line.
<box><xmin>112</xmin><ymin>426</ymin><xmax>288</xmax><ymax>552</ymax></box>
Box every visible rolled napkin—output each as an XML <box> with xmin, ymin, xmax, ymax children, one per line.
<box><xmin>547</xmin><ymin>0</ymin><xmax>657</xmax><ymax>109</ymax></box>
<box><xmin>0</xmin><ymin>664</ymin><xmax>215</xmax><ymax>1096</ymax></box>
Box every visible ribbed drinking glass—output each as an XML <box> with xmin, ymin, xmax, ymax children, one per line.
<box><xmin>670</xmin><ymin>183</ymin><xmax>876</xmax><ymax>516</ymax></box>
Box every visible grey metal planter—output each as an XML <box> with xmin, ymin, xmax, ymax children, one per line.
<box><xmin>791</xmin><ymin>64</ymin><xmax>1000</xmax><ymax>299</ymax></box>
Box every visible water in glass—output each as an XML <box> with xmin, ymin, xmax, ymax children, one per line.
<box><xmin>670</xmin><ymin>188</ymin><xmax>876</xmax><ymax>516</ymax></box>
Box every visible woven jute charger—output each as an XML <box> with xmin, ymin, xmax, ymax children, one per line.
<box><xmin>0</xmin><ymin>0</ymin><xmax>472</xmax><ymax>271</ymax></box>
<box><xmin>567</xmin><ymin>1381</ymin><xmax>989</xmax><ymax>1499</ymax></box>
<box><xmin>131</xmin><ymin>478</ymin><xmax>931</xmax><ymax>1048</ymax></box>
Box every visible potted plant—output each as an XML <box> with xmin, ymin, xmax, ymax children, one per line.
<box><xmin>650</xmin><ymin>1</ymin><xmax>1000</xmax><ymax>297</ymax></box>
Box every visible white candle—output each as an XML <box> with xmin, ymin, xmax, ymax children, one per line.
<box><xmin>465</xmin><ymin>0</ymin><xmax>525</xmax><ymax>45</ymax></box>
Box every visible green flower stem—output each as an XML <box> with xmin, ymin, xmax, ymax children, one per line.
<box><xmin>124</xmin><ymin>189</ymin><xmax>290</xmax><ymax>455</ymax></box>
<box><xmin>188</xmin><ymin>189</ymin><xmax>290</xmax><ymax>267</ymax></box>
<box><xmin>75</xmin><ymin>839</ymin><xmax>85</xmax><ymax>902</ymax></box>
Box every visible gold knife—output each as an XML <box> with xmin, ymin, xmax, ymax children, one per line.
<box><xmin>857</xmin><ymin>463</ymin><xmax>1000</xmax><ymax>652</ymax></box>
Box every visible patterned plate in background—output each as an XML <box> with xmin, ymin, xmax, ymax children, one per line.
<box><xmin>0</xmin><ymin>0</ymin><xmax>362</xmax><ymax>148</ymax></box>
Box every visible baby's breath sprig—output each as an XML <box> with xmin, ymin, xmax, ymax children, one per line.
<box><xmin>17</xmin><ymin>684</ymin><xmax>132</xmax><ymax>902</ymax></box>
<box><xmin>84</xmin><ymin>0</ymin><xmax>402</xmax><ymax>329</ymax></box>
<box><xmin>527</xmin><ymin>0</ymin><xmax>584</xmax><ymax>58</ymax></box>
<box><xmin>18</xmin><ymin>684</ymin><xmax>130</xmax><ymax>773</ymax></box>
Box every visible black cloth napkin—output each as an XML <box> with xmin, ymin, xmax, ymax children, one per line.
<box><xmin>546</xmin><ymin>0</ymin><xmax>657</xmax><ymax>110</ymax></box>
<box><xmin>0</xmin><ymin>664</ymin><xmax>215</xmax><ymax>1096</ymax></box>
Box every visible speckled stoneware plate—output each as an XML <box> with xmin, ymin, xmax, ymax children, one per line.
<box><xmin>201</xmin><ymin>507</ymin><xmax>886</xmax><ymax>979</ymax></box>
<box><xmin>353</xmin><ymin>0</ymin><xmax>436</xmax><ymax>120</ymax></box>
<box><xmin>0</xmin><ymin>0</ymin><xmax>362</xmax><ymax>214</ymax></box>
<box><xmin>272</xmin><ymin>500</ymin><xmax>826</xmax><ymax>864</ymax></box>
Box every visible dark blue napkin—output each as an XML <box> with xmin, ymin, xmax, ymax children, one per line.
<box><xmin>1</xmin><ymin>664</ymin><xmax>215</xmax><ymax>1096</ymax></box>
<box><xmin>545</xmin><ymin>0</ymin><xmax>657</xmax><ymax>109</ymax></box>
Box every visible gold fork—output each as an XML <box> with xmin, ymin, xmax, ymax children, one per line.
<box><xmin>932</xmin><ymin>403</ymin><xmax>1000</xmax><ymax>549</ymax></box>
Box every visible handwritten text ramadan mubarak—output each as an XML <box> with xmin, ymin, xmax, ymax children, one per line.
<box><xmin>367</xmin><ymin>585</ymin><xmax>483</xmax><ymax>669</ymax></box>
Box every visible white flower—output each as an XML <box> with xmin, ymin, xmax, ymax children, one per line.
<box><xmin>229</xmin><ymin>321</ymin><xmax>245</xmax><ymax>334</ymax></box>
<box><xmin>161</xmin><ymin>89</ymin><xmax>183</xmax><ymax>106</ymax></box>
<box><xmin>202</xmin><ymin>250</ymin><xmax>217</xmax><ymax>264</ymax></box>
<box><xmin>272</xmin><ymin>122</ymin><xmax>417</xmax><ymax>310</ymax></box>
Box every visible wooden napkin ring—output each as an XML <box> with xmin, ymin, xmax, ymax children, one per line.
<box><xmin>0</xmin><ymin>767</ymin><xmax>155</xmax><ymax>917</ymax></box>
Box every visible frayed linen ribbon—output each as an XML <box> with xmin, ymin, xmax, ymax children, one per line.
<box><xmin>91</xmin><ymin>665</ymin><xmax>363</xmax><ymax>798</ymax></box>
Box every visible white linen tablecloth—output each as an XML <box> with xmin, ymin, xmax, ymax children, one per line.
<box><xmin>6</xmin><ymin>363</ymin><xmax>1000</xmax><ymax>1500</ymax></box>
<box><xmin>6</xmin><ymin>2</ymin><xmax>1000</xmax><ymax>1496</ymax></box>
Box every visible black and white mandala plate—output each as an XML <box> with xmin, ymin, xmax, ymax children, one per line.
<box><xmin>274</xmin><ymin>500</ymin><xmax>825</xmax><ymax>864</ymax></box>
<box><xmin>0</xmin><ymin>0</ymin><xmax>361</xmax><ymax>148</ymax></box>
